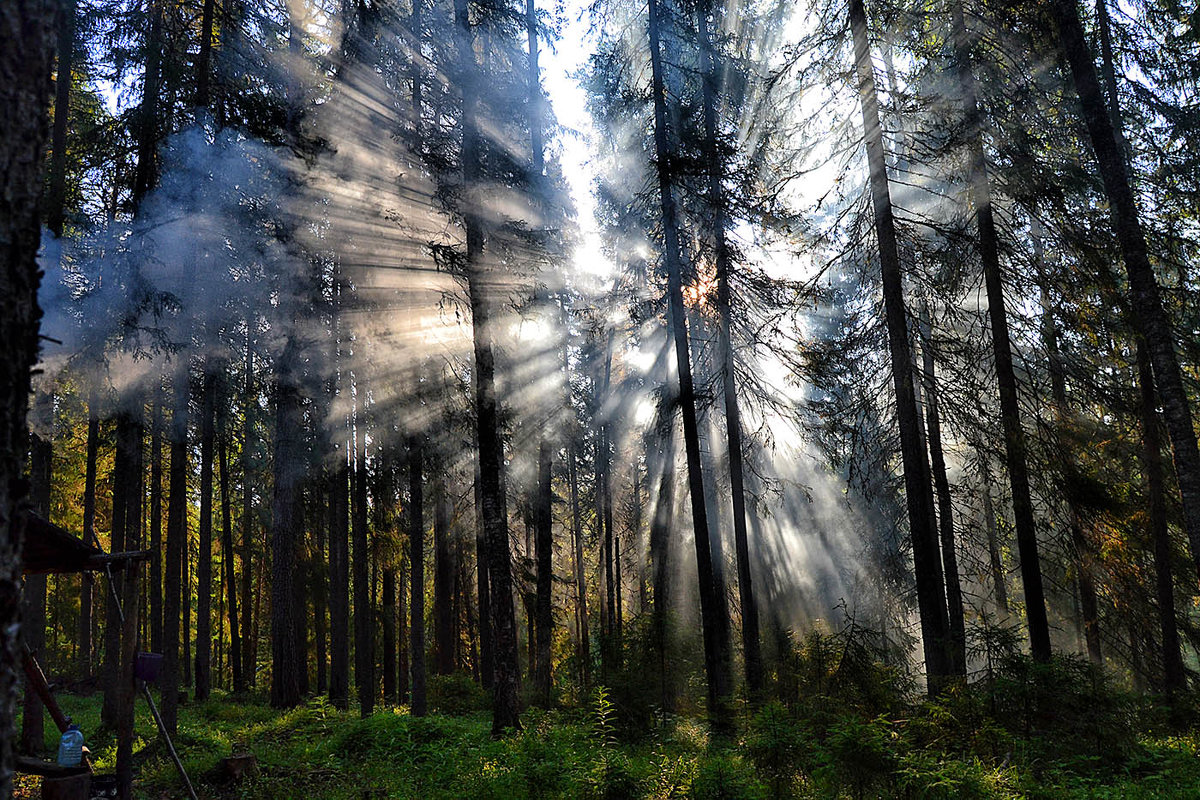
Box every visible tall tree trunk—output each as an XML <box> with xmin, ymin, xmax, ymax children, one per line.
<box><xmin>474</xmin><ymin>455</ymin><xmax>493</xmax><ymax>690</ymax></box>
<box><xmin>568</xmin><ymin>442</ymin><xmax>589</xmax><ymax>688</ymax></box>
<box><xmin>1033</xmin><ymin>234</ymin><xmax>1101</xmax><ymax>663</ymax></box>
<box><xmin>149</xmin><ymin>387</ymin><xmax>163</xmax><ymax>655</ymax></box>
<box><xmin>918</xmin><ymin>305</ymin><xmax>967</xmax><ymax>676</ymax></box>
<box><xmin>409</xmin><ymin>438</ymin><xmax>427</xmax><ymax>716</ymax></box>
<box><xmin>240</xmin><ymin>334</ymin><xmax>255</xmax><ymax>687</ymax></box>
<box><xmin>455</xmin><ymin>0</ymin><xmax>521</xmax><ymax>734</ymax></box>
<box><xmin>131</xmin><ymin>0</ymin><xmax>162</xmax><ymax>202</ymax></box>
<box><xmin>0</xmin><ymin>0</ymin><xmax>56</xmax><ymax>784</ymax></box>
<box><xmin>195</xmin><ymin>369</ymin><xmax>216</xmax><ymax>700</ymax></box>
<box><xmin>649</xmin><ymin>426</ymin><xmax>676</xmax><ymax>711</ymax></box>
<box><xmin>269</xmin><ymin>339</ymin><xmax>305</xmax><ymax>708</ymax></box>
<box><xmin>314</xmin><ymin>490</ymin><xmax>328</xmax><ymax>695</ymax></box>
<box><xmin>1048</xmin><ymin>0</ymin><xmax>1200</xmax><ymax>586</ymax></box>
<box><xmin>648</xmin><ymin>0</ymin><xmax>734</xmax><ymax>722</ymax></box>
<box><xmin>383</xmin><ymin>560</ymin><xmax>397</xmax><ymax>701</ymax></box>
<box><xmin>329</xmin><ymin>464</ymin><xmax>350</xmax><ymax>707</ymax></box>
<box><xmin>434</xmin><ymin>472</ymin><xmax>455</xmax><ymax>675</ymax></box>
<box><xmin>534</xmin><ymin>438</ymin><xmax>553</xmax><ymax>706</ymax></box>
<box><xmin>113</xmin><ymin>412</ymin><xmax>142</xmax><ymax>800</ymax></box>
<box><xmin>183</xmin><ymin>470</ymin><xmax>192</xmax><ymax>690</ymax></box>
<box><xmin>162</xmin><ymin>375</ymin><xmax>188</xmax><ymax>733</ymax></box>
<box><xmin>102</xmin><ymin>412</ymin><xmax>136</xmax><ymax>727</ymax></box>
<box><xmin>948</xmin><ymin>0</ymin><xmax>1050</xmax><ymax>661</ymax></box>
<box><xmin>21</xmin><ymin>410</ymin><xmax>50</xmax><ymax>754</ymax></box>
<box><xmin>1137</xmin><ymin>343</ymin><xmax>1185</xmax><ymax>693</ymax></box>
<box><xmin>398</xmin><ymin>551</ymin><xmax>409</xmax><ymax>703</ymax></box>
<box><xmin>980</xmin><ymin>465</ymin><xmax>1008</xmax><ymax>613</ymax></box>
<box><xmin>849</xmin><ymin>0</ymin><xmax>951</xmax><ymax>689</ymax></box>
<box><xmin>46</xmin><ymin>0</ymin><xmax>75</xmax><ymax>238</ymax></box>
<box><xmin>219</xmin><ymin>404</ymin><xmax>243</xmax><ymax>691</ymax></box>
<box><xmin>195</xmin><ymin>0</ymin><xmax>215</xmax><ymax>110</ymax></box>
<box><xmin>354</xmin><ymin>426</ymin><xmax>373</xmax><ymax>716</ymax></box>
<box><xmin>80</xmin><ymin>396</ymin><xmax>99</xmax><ymax>677</ymax></box>
<box><xmin>697</xmin><ymin>0</ymin><xmax>762</xmax><ymax>697</ymax></box>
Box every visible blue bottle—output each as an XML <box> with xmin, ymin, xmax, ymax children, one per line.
<box><xmin>56</xmin><ymin>724</ymin><xmax>83</xmax><ymax>767</ymax></box>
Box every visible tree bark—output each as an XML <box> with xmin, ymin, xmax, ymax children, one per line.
<box><xmin>149</xmin><ymin>387</ymin><xmax>163</xmax><ymax>655</ymax></box>
<box><xmin>918</xmin><ymin>305</ymin><xmax>966</xmax><ymax>676</ymax></box>
<box><xmin>113</xmin><ymin>413</ymin><xmax>142</xmax><ymax>800</ymax></box>
<box><xmin>383</xmin><ymin>560</ymin><xmax>397</xmax><ymax>701</ymax></box>
<box><xmin>697</xmin><ymin>0</ymin><xmax>762</xmax><ymax>697</ymax></box>
<box><xmin>354</xmin><ymin>428</ymin><xmax>373</xmax><ymax>716</ymax></box>
<box><xmin>219</xmin><ymin>402</ymin><xmax>243</xmax><ymax>691</ymax></box>
<box><xmin>649</xmin><ymin>426</ymin><xmax>676</xmax><ymax>711</ymax></box>
<box><xmin>240</xmin><ymin>334</ymin><xmax>255</xmax><ymax>687</ymax></box>
<box><xmin>21</xmin><ymin>415</ymin><xmax>50</xmax><ymax>754</ymax></box>
<box><xmin>195</xmin><ymin>369</ymin><xmax>215</xmax><ymax>700</ymax></box>
<box><xmin>534</xmin><ymin>438</ymin><xmax>553</xmax><ymax>705</ymax></box>
<box><xmin>849</xmin><ymin>0</ymin><xmax>951</xmax><ymax>689</ymax></box>
<box><xmin>162</xmin><ymin>375</ymin><xmax>187</xmax><ymax>733</ymax></box>
<box><xmin>131</xmin><ymin>0</ymin><xmax>161</xmax><ymax>203</ymax></box>
<box><xmin>80</xmin><ymin>397</ymin><xmax>99</xmax><ymax>677</ymax></box>
<box><xmin>568</xmin><ymin>441</ymin><xmax>589</xmax><ymax>688</ymax></box>
<box><xmin>1134</xmin><ymin>342</ymin><xmax>1185</xmax><ymax>693</ymax></box>
<box><xmin>434</xmin><ymin>471</ymin><xmax>455</xmax><ymax>675</ymax></box>
<box><xmin>329</xmin><ymin>463</ymin><xmax>350</xmax><ymax>707</ymax></box>
<box><xmin>269</xmin><ymin>339</ymin><xmax>305</xmax><ymax>708</ymax></box>
<box><xmin>195</xmin><ymin>0</ymin><xmax>215</xmax><ymax>110</ymax></box>
<box><xmin>648</xmin><ymin>0</ymin><xmax>734</xmax><ymax>723</ymax></box>
<box><xmin>46</xmin><ymin>0</ymin><xmax>75</xmax><ymax>238</ymax></box>
<box><xmin>474</xmin><ymin>454</ymin><xmax>493</xmax><ymax>691</ymax></box>
<box><xmin>455</xmin><ymin>0</ymin><xmax>521</xmax><ymax>733</ymax></box>
<box><xmin>949</xmin><ymin>0</ymin><xmax>1050</xmax><ymax>661</ymax></box>
<box><xmin>409</xmin><ymin>438</ymin><xmax>427</xmax><ymax>716</ymax></box>
<box><xmin>0</xmin><ymin>0</ymin><xmax>56</xmax><ymax>784</ymax></box>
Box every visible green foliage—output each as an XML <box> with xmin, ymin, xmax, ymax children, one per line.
<box><xmin>688</xmin><ymin>754</ymin><xmax>766</xmax><ymax>800</ymax></box>
<box><xmin>581</xmin><ymin>751</ymin><xmax>643</xmax><ymax>800</ymax></box>
<box><xmin>16</xmin><ymin>673</ymin><xmax>1200</xmax><ymax>800</ymax></box>
<box><xmin>429</xmin><ymin>672</ymin><xmax>490</xmax><ymax>715</ymax></box>
<box><xmin>770</xmin><ymin>624</ymin><xmax>911</xmax><ymax>722</ymax></box>
<box><xmin>592</xmin><ymin>685</ymin><xmax>618</xmax><ymax>748</ymax></box>
<box><xmin>744</xmin><ymin>701</ymin><xmax>804</xmax><ymax>798</ymax></box>
<box><xmin>810</xmin><ymin>713</ymin><xmax>899</xmax><ymax>798</ymax></box>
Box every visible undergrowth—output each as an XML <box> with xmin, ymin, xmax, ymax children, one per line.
<box><xmin>12</xmin><ymin>627</ymin><xmax>1200</xmax><ymax>798</ymax></box>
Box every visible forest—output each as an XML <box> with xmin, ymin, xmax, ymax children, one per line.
<box><xmin>1</xmin><ymin>0</ymin><xmax>1200</xmax><ymax>793</ymax></box>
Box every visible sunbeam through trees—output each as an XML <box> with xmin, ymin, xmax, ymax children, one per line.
<box><xmin>4</xmin><ymin>0</ymin><xmax>1200</xmax><ymax>794</ymax></box>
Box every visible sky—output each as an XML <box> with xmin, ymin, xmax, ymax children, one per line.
<box><xmin>537</xmin><ymin>0</ymin><xmax>614</xmax><ymax>283</ymax></box>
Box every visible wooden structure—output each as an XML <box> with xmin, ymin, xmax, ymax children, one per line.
<box><xmin>17</xmin><ymin>511</ymin><xmax>149</xmax><ymax>800</ymax></box>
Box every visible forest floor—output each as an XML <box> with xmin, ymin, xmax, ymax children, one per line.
<box><xmin>13</xmin><ymin>673</ymin><xmax>1200</xmax><ymax>799</ymax></box>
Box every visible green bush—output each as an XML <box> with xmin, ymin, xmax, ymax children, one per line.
<box><xmin>583</xmin><ymin>751</ymin><xmax>644</xmax><ymax>800</ymax></box>
<box><xmin>429</xmin><ymin>672</ymin><xmax>490</xmax><ymax>715</ymax></box>
<box><xmin>745</xmin><ymin>702</ymin><xmax>805</xmax><ymax>799</ymax></box>
<box><xmin>811</xmin><ymin>713</ymin><xmax>898</xmax><ymax>798</ymax></box>
<box><xmin>689</xmin><ymin>754</ymin><xmax>766</xmax><ymax>800</ymax></box>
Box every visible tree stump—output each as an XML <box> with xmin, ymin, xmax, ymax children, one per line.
<box><xmin>40</xmin><ymin>773</ymin><xmax>90</xmax><ymax>800</ymax></box>
<box><xmin>219</xmin><ymin>753</ymin><xmax>258</xmax><ymax>782</ymax></box>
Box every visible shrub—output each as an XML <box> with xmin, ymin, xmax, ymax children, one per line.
<box><xmin>583</xmin><ymin>751</ymin><xmax>644</xmax><ymax>800</ymax></box>
<box><xmin>429</xmin><ymin>672</ymin><xmax>490</xmax><ymax>715</ymax></box>
<box><xmin>745</xmin><ymin>702</ymin><xmax>805</xmax><ymax>799</ymax></box>
<box><xmin>810</xmin><ymin>713</ymin><xmax>898</xmax><ymax>798</ymax></box>
<box><xmin>689</xmin><ymin>754</ymin><xmax>766</xmax><ymax>800</ymax></box>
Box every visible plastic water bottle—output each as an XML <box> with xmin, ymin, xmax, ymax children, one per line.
<box><xmin>56</xmin><ymin>724</ymin><xmax>83</xmax><ymax>767</ymax></box>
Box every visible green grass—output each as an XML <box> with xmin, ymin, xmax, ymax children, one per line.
<box><xmin>14</xmin><ymin>689</ymin><xmax>1200</xmax><ymax>798</ymax></box>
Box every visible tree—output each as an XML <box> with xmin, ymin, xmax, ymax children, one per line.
<box><xmin>848</xmin><ymin>0</ymin><xmax>951</xmax><ymax>690</ymax></box>
<box><xmin>947</xmin><ymin>0</ymin><xmax>1051</xmax><ymax>662</ymax></box>
<box><xmin>1046</xmin><ymin>0</ymin><xmax>1200</xmax><ymax>588</ymax></box>
<box><xmin>647</xmin><ymin>0</ymin><xmax>734</xmax><ymax>723</ymax></box>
